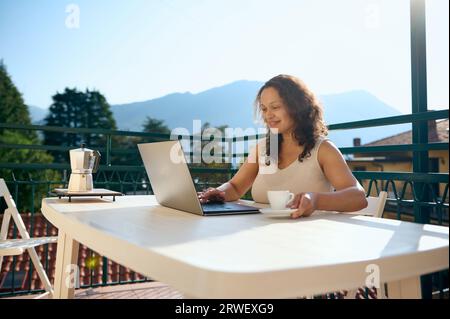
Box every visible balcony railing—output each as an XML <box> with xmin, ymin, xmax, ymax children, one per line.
<box><xmin>0</xmin><ymin>109</ymin><xmax>448</xmax><ymax>298</ymax></box>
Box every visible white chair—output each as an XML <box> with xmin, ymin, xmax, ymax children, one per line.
<box><xmin>342</xmin><ymin>191</ymin><xmax>388</xmax><ymax>299</ymax></box>
<box><xmin>347</xmin><ymin>191</ymin><xmax>387</xmax><ymax>218</ymax></box>
<box><xmin>302</xmin><ymin>192</ymin><xmax>389</xmax><ymax>299</ymax></box>
<box><xmin>0</xmin><ymin>178</ymin><xmax>57</xmax><ymax>298</ymax></box>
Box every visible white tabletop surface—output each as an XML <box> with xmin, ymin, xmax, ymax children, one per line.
<box><xmin>42</xmin><ymin>195</ymin><xmax>449</xmax><ymax>298</ymax></box>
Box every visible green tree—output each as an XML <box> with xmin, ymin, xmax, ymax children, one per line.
<box><xmin>43</xmin><ymin>88</ymin><xmax>117</xmax><ymax>162</ymax></box>
<box><xmin>0</xmin><ymin>60</ymin><xmax>58</xmax><ymax>211</ymax></box>
<box><xmin>142</xmin><ymin>116</ymin><xmax>171</xmax><ymax>134</ymax></box>
<box><xmin>113</xmin><ymin>117</ymin><xmax>172</xmax><ymax>167</ymax></box>
<box><xmin>0</xmin><ymin>60</ymin><xmax>34</xmax><ymax>134</ymax></box>
<box><xmin>190</xmin><ymin>122</ymin><xmax>232</xmax><ymax>192</ymax></box>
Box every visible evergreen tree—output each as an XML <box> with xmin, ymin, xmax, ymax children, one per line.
<box><xmin>0</xmin><ymin>60</ymin><xmax>58</xmax><ymax>211</ymax></box>
<box><xmin>0</xmin><ymin>60</ymin><xmax>34</xmax><ymax>135</ymax></box>
<box><xmin>142</xmin><ymin>116</ymin><xmax>171</xmax><ymax>135</ymax></box>
<box><xmin>43</xmin><ymin>88</ymin><xmax>117</xmax><ymax>162</ymax></box>
<box><xmin>0</xmin><ymin>60</ymin><xmax>45</xmax><ymax>160</ymax></box>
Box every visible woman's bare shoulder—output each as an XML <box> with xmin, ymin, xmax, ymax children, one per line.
<box><xmin>318</xmin><ymin>139</ymin><xmax>339</xmax><ymax>152</ymax></box>
<box><xmin>317</xmin><ymin>139</ymin><xmax>343</xmax><ymax>164</ymax></box>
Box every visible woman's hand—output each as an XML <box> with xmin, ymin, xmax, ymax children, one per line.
<box><xmin>197</xmin><ymin>187</ymin><xmax>226</xmax><ymax>204</ymax></box>
<box><xmin>288</xmin><ymin>192</ymin><xmax>318</xmax><ymax>218</ymax></box>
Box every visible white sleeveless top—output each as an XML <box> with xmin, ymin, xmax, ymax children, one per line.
<box><xmin>251</xmin><ymin>137</ymin><xmax>334</xmax><ymax>204</ymax></box>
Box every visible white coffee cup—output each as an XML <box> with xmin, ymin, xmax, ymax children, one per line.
<box><xmin>267</xmin><ymin>190</ymin><xmax>295</xmax><ymax>210</ymax></box>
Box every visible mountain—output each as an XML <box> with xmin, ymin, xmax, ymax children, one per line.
<box><xmin>28</xmin><ymin>105</ymin><xmax>47</xmax><ymax>124</ymax></box>
<box><xmin>320</xmin><ymin>90</ymin><xmax>410</xmax><ymax>147</ymax></box>
<box><xmin>27</xmin><ymin>81</ymin><xmax>410</xmax><ymax>147</ymax></box>
<box><xmin>111</xmin><ymin>81</ymin><xmax>409</xmax><ymax>147</ymax></box>
<box><xmin>112</xmin><ymin>80</ymin><xmax>263</xmax><ymax>133</ymax></box>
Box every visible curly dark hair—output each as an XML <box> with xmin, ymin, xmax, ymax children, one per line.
<box><xmin>254</xmin><ymin>74</ymin><xmax>328</xmax><ymax>163</ymax></box>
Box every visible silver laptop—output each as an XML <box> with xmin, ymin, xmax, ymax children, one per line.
<box><xmin>137</xmin><ymin>140</ymin><xmax>260</xmax><ymax>216</ymax></box>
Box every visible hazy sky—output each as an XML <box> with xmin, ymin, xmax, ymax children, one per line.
<box><xmin>0</xmin><ymin>0</ymin><xmax>448</xmax><ymax>114</ymax></box>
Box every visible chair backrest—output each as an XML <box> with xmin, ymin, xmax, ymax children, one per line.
<box><xmin>1</xmin><ymin>178</ymin><xmax>30</xmax><ymax>242</ymax></box>
<box><xmin>0</xmin><ymin>178</ymin><xmax>56</xmax><ymax>297</ymax></box>
<box><xmin>352</xmin><ymin>191</ymin><xmax>388</xmax><ymax>218</ymax></box>
<box><xmin>0</xmin><ymin>178</ymin><xmax>17</xmax><ymax>241</ymax></box>
<box><xmin>0</xmin><ymin>178</ymin><xmax>15</xmax><ymax>209</ymax></box>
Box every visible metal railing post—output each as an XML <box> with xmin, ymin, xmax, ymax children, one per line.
<box><xmin>410</xmin><ymin>0</ymin><xmax>432</xmax><ymax>299</ymax></box>
<box><xmin>106</xmin><ymin>135</ymin><xmax>112</xmax><ymax>166</ymax></box>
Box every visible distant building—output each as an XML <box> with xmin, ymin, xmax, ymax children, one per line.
<box><xmin>347</xmin><ymin>119</ymin><xmax>449</xmax><ymax>217</ymax></box>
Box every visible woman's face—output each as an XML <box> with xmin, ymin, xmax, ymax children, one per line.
<box><xmin>259</xmin><ymin>87</ymin><xmax>294</xmax><ymax>134</ymax></box>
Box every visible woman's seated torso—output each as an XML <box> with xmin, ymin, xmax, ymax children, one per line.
<box><xmin>251</xmin><ymin>136</ymin><xmax>333</xmax><ymax>204</ymax></box>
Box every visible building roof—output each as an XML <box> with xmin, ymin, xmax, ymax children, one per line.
<box><xmin>364</xmin><ymin>119</ymin><xmax>449</xmax><ymax>146</ymax></box>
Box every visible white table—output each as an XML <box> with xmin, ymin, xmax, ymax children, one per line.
<box><xmin>41</xmin><ymin>195</ymin><xmax>449</xmax><ymax>299</ymax></box>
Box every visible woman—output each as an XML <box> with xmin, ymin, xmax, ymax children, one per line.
<box><xmin>198</xmin><ymin>74</ymin><xmax>367</xmax><ymax>218</ymax></box>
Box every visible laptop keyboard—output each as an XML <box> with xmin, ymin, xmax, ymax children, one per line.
<box><xmin>202</xmin><ymin>203</ymin><xmax>234</xmax><ymax>210</ymax></box>
<box><xmin>201</xmin><ymin>202</ymin><xmax>260</xmax><ymax>213</ymax></box>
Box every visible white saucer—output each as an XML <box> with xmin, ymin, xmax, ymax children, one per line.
<box><xmin>259</xmin><ymin>208</ymin><xmax>297</xmax><ymax>216</ymax></box>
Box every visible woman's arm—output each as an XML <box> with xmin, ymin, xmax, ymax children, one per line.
<box><xmin>219</xmin><ymin>144</ymin><xmax>259</xmax><ymax>201</ymax></box>
<box><xmin>289</xmin><ymin>140</ymin><xmax>367</xmax><ymax>217</ymax></box>
<box><xmin>200</xmin><ymin>145</ymin><xmax>259</xmax><ymax>202</ymax></box>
